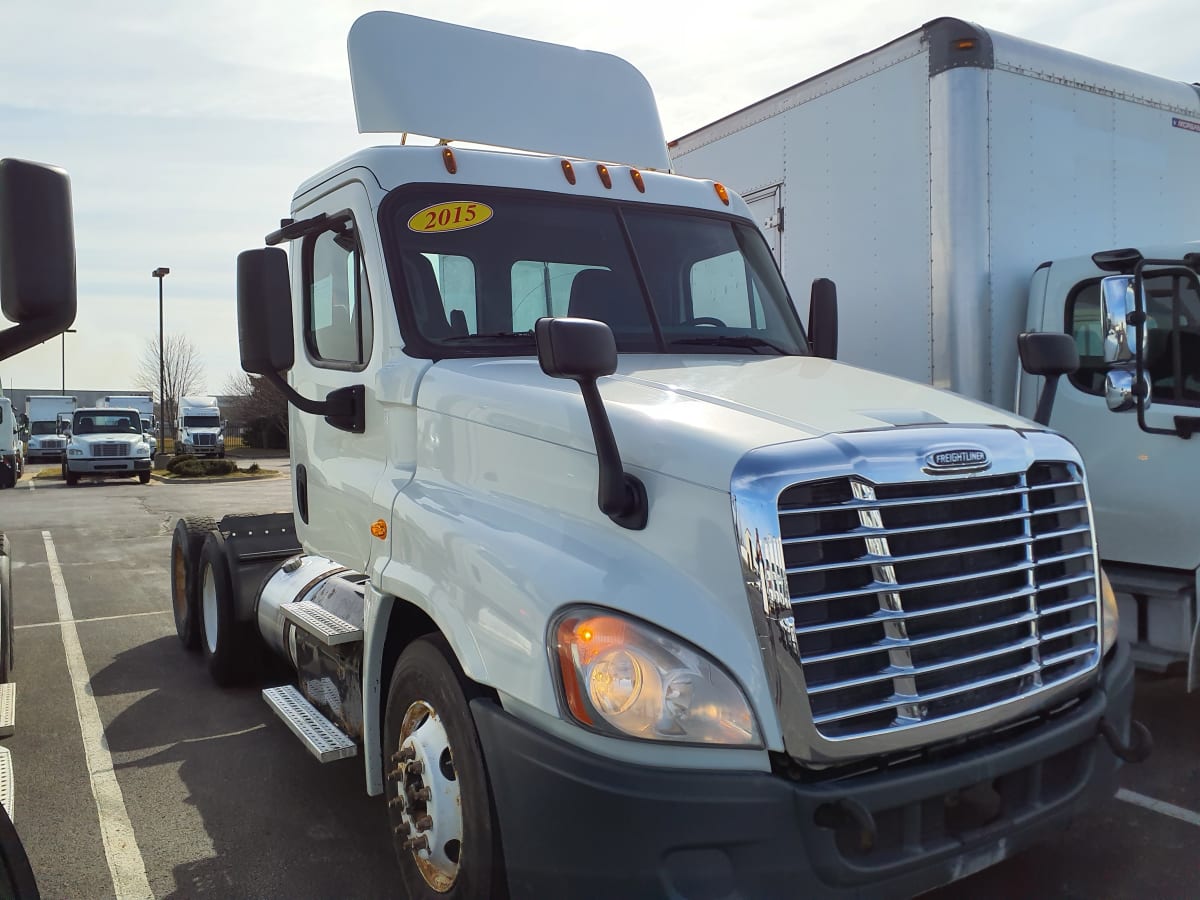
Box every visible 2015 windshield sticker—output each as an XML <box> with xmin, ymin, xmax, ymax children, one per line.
<box><xmin>407</xmin><ymin>201</ymin><xmax>493</xmax><ymax>233</ymax></box>
<box><xmin>1172</xmin><ymin>117</ymin><xmax>1200</xmax><ymax>134</ymax></box>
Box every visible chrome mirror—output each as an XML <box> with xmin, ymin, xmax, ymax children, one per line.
<box><xmin>1105</xmin><ymin>367</ymin><xmax>1152</xmax><ymax>413</ymax></box>
<box><xmin>1100</xmin><ymin>275</ymin><xmax>1146</xmax><ymax>364</ymax></box>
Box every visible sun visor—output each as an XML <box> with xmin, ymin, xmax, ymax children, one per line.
<box><xmin>347</xmin><ymin>12</ymin><xmax>671</xmax><ymax>171</ymax></box>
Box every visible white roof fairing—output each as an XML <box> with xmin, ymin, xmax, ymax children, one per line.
<box><xmin>347</xmin><ymin>12</ymin><xmax>671</xmax><ymax>171</ymax></box>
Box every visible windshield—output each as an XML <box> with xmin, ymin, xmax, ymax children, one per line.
<box><xmin>141</xmin><ymin>417</ymin><xmax>153</xmax><ymax>431</ymax></box>
<box><xmin>31</xmin><ymin>422</ymin><xmax>58</xmax><ymax>435</ymax></box>
<box><xmin>72</xmin><ymin>411</ymin><xmax>142</xmax><ymax>436</ymax></box>
<box><xmin>382</xmin><ymin>187</ymin><xmax>808</xmax><ymax>358</ymax></box>
<box><xmin>183</xmin><ymin>415</ymin><xmax>220</xmax><ymax>428</ymax></box>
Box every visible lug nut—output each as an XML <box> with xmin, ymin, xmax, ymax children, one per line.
<box><xmin>403</xmin><ymin>835</ymin><xmax>429</xmax><ymax>852</ymax></box>
<box><xmin>415</xmin><ymin>815</ymin><xmax>433</xmax><ymax>832</ymax></box>
<box><xmin>392</xmin><ymin>821</ymin><xmax>410</xmax><ymax>836</ymax></box>
<box><xmin>388</xmin><ymin>797</ymin><xmax>406</xmax><ymax>809</ymax></box>
<box><xmin>386</xmin><ymin>767</ymin><xmax>404</xmax><ymax>781</ymax></box>
<box><xmin>407</xmin><ymin>760</ymin><xmax>424</xmax><ymax>775</ymax></box>
<box><xmin>409</xmin><ymin>786</ymin><xmax>432</xmax><ymax>802</ymax></box>
<box><xmin>396</xmin><ymin>746</ymin><xmax>416</xmax><ymax>762</ymax></box>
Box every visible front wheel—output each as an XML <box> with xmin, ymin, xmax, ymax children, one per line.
<box><xmin>64</xmin><ymin>467</ymin><xmax>79</xmax><ymax>486</ymax></box>
<box><xmin>138</xmin><ymin>471</ymin><xmax>151</xmax><ymax>484</ymax></box>
<box><xmin>384</xmin><ymin>636</ymin><xmax>506</xmax><ymax>899</ymax></box>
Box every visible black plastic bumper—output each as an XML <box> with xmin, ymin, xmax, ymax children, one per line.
<box><xmin>473</xmin><ymin>641</ymin><xmax>1136</xmax><ymax>900</ymax></box>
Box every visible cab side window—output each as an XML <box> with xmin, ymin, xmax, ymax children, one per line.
<box><xmin>304</xmin><ymin>226</ymin><xmax>373</xmax><ymax>367</ymax></box>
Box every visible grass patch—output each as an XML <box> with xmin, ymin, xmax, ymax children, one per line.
<box><xmin>155</xmin><ymin>460</ymin><xmax>279</xmax><ymax>480</ymax></box>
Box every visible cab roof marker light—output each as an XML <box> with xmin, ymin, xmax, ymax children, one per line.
<box><xmin>442</xmin><ymin>146</ymin><xmax>458</xmax><ymax>175</ymax></box>
<box><xmin>713</xmin><ymin>182</ymin><xmax>730</xmax><ymax>205</ymax></box>
<box><xmin>596</xmin><ymin>164</ymin><xmax>612</xmax><ymax>189</ymax></box>
<box><xmin>561</xmin><ymin>159</ymin><xmax>577</xmax><ymax>185</ymax></box>
<box><xmin>630</xmin><ymin>169</ymin><xmax>645</xmax><ymax>193</ymax></box>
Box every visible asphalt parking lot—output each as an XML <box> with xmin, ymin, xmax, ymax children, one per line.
<box><xmin>2</xmin><ymin>460</ymin><xmax>1198</xmax><ymax>899</ymax></box>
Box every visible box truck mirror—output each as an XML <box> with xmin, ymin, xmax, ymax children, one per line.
<box><xmin>1100</xmin><ymin>275</ymin><xmax>1144</xmax><ymax>364</ymax></box>
<box><xmin>534</xmin><ymin>317</ymin><xmax>648</xmax><ymax>530</ymax></box>
<box><xmin>808</xmin><ymin>278</ymin><xmax>838</xmax><ymax>360</ymax></box>
<box><xmin>1104</xmin><ymin>367</ymin><xmax>1150</xmax><ymax>413</ymax></box>
<box><xmin>0</xmin><ymin>159</ymin><xmax>77</xmax><ymax>362</ymax></box>
<box><xmin>1018</xmin><ymin>332</ymin><xmax>1079</xmax><ymax>426</ymax></box>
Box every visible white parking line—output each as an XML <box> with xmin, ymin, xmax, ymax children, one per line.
<box><xmin>42</xmin><ymin>531</ymin><xmax>154</xmax><ymax>900</ymax></box>
<box><xmin>1116</xmin><ymin>788</ymin><xmax>1200</xmax><ymax>828</ymax></box>
<box><xmin>15</xmin><ymin>610</ymin><xmax>170</xmax><ymax>631</ymax></box>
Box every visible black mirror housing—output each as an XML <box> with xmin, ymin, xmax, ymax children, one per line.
<box><xmin>808</xmin><ymin>278</ymin><xmax>838</xmax><ymax>360</ymax></box>
<box><xmin>0</xmin><ymin>159</ymin><xmax>77</xmax><ymax>361</ymax></box>
<box><xmin>237</xmin><ymin>248</ymin><xmax>294</xmax><ymax>374</ymax></box>
<box><xmin>535</xmin><ymin>316</ymin><xmax>617</xmax><ymax>381</ymax></box>
<box><xmin>1018</xmin><ymin>332</ymin><xmax>1079</xmax><ymax>377</ymax></box>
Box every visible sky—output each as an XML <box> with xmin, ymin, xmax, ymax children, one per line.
<box><xmin>0</xmin><ymin>0</ymin><xmax>1195</xmax><ymax>395</ymax></box>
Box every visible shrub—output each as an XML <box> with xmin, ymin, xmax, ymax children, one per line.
<box><xmin>247</xmin><ymin>463</ymin><xmax>260</xmax><ymax>474</ymax></box>
<box><xmin>167</xmin><ymin>457</ymin><xmax>238</xmax><ymax>477</ymax></box>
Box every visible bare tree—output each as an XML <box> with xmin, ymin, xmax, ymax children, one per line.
<box><xmin>135</xmin><ymin>333</ymin><xmax>205</xmax><ymax>437</ymax></box>
<box><xmin>223</xmin><ymin>371</ymin><xmax>289</xmax><ymax>448</ymax></box>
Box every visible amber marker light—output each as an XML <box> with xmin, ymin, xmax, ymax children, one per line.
<box><xmin>561</xmin><ymin>159</ymin><xmax>577</xmax><ymax>184</ymax></box>
<box><xmin>713</xmin><ymin>182</ymin><xmax>730</xmax><ymax>205</ymax></box>
<box><xmin>630</xmin><ymin>168</ymin><xmax>646</xmax><ymax>193</ymax></box>
<box><xmin>370</xmin><ymin>519</ymin><xmax>388</xmax><ymax>540</ymax></box>
<box><xmin>596</xmin><ymin>164</ymin><xmax>612</xmax><ymax>189</ymax></box>
<box><xmin>955</xmin><ymin>38</ymin><xmax>977</xmax><ymax>50</ymax></box>
<box><xmin>442</xmin><ymin>147</ymin><xmax>458</xmax><ymax>174</ymax></box>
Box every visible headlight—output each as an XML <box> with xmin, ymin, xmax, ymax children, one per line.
<box><xmin>1100</xmin><ymin>567</ymin><xmax>1119</xmax><ymax>654</ymax></box>
<box><xmin>134</xmin><ymin>443</ymin><xmax>150</xmax><ymax>457</ymax></box>
<box><xmin>68</xmin><ymin>447</ymin><xmax>84</xmax><ymax>456</ymax></box>
<box><xmin>552</xmin><ymin>608</ymin><xmax>761</xmax><ymax>747</ymax></box>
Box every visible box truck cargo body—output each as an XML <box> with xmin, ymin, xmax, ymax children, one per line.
<box><xmin>671</xmin><ymin>17</ymin><xmax>1200</xmax><ymax>681</ymax></box>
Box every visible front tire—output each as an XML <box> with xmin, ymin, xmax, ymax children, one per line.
<box><xmin>64</xmin><ymin>467</ymin><xmax>79</xmax><ymax>486</ymax></box>
<box><xmin>198</xmin><ymin>533</ymin><xmax>250</xmax><ymax>686</ymax></box>
<box><xmin>138</xmin><ymin>471</ymin><xmax>151</xmax><ymax>484</ymax></box>
<box><xmin>384</xmin><ymin>636</ymin><xmax>505</xmax><ymax>900</ymax></box>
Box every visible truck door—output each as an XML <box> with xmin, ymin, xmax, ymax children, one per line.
<box><xmin>1044</xmin><ymin>270</ymin><xmax>1200</xmax><ymax>665</ymax></box>
<box><xmin>289</xmin><ymin>181</ymin><xmax>388</xmax><ymax>573</ymax></box>
<box><xmin>743</xmin><ymin>185</ymin><xmax>782</xmax><ymax>266</ymax></box>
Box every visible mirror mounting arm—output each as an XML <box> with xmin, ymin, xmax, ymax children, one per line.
<box><xmin>576</xmin><ymin>379</ymin><xmax>648</xmax><ymax>530</ymax></box>
<box><xmin>258</xmin><ymin>369</ymin><xmax>364</xmax><ymax>434</ymax></box>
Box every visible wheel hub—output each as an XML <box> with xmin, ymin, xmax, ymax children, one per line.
<box><xmin>393</xmin><ymin>700</ymin><xmax>462</xmax><ymax>892</ymax></box>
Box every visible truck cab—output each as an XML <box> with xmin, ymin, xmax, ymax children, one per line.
<box><xmin>1019</xmin><ymin>243</ymin><xmax>1200</xmax><ymax>683</ymax></box>
<box><xmin>175</xmin><ymin>396</ymin><xmax>224</xmax><ymax>458</ymax></box>
<box><xmin>64</xmin><ymin>407</ymin><xmax>153</xmax><ymax>485</ymax></box>
<box><xmin>0</xmin><ymin>399</ymin><xmax>22</xmax><ymax>488</ymax></box>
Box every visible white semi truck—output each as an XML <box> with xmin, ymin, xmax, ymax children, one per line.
<box><xmin>23</xmin><ymin>394</ymin><xmax>75</xmax><ymax>462</ymax></box>
<box><xmin>169</xmin><ymin>13</ymin><xmax>1148</xmax><ymax>899</ymax></box>
<box><xmin>175</xmin><ymin>395</ymin><xmax>224</xmax><ymax>457</ymax></box>
<box><xmin>99</xmin><ymin>394</ymin><xmax>157</xmax><ymax>454</ymax></box>
<box><xmin>670</xmin><ymin>17</ymin><xmax>1200</xmax><ymax>686</ymax></box>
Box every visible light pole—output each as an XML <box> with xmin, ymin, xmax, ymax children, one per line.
<box><xmin>61</xmin><ymin>328</ymin><xmax>77</xmax><ymax>393</ymax></box>
<box><xmin>152</xmin><ymin>268</ymin><xmax>170</xmax><ymax>455</ymax></box>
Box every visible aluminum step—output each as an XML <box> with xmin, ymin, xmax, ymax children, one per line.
<box><xmin>263</xmin><ymin>685</ymin><xmax>357</xmax><ymax>762</ymax></box>
<box><xmin>0</xmin><ymin>745</ymin><xmax>13</xmax><ymax>821</ymax></box>
<box><xmin>281</xmin><ymin>601</ymin><xmax>363</xmax><ymax>646</ymax></box>
<box><xmin>0</xmin><ymin>682</ymin><xmax>15</xmax><ymax>738</ymax></box>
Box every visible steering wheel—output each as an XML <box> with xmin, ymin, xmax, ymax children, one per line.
<box><xmin>681</xmin><ymin>316</ymin><xmax>726</xmax><ymax>327</ymax></box>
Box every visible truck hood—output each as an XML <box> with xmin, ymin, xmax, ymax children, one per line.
<box><xmin>419</xmin><ymin>355</ymin><xmax>1033</xmax><ymax>490</ymax></box>
<box><xmin>71</xmin><ymin>434</ymin><xmax>145</xmax><ymax>448</ymax></box>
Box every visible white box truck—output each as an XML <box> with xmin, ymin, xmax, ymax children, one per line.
<box><xmin>23</xmin><ymin>394</ymin><xmax>75</xmax><ymax>462</ymax></box>
<box><xmin>670</xmin><ymin>17</ymin><xmax>1200</xmax><ymax>687</ymax></box>
<box><xmin>175</xmin><ymin>395</ymin><xmax>224</xmax><ymax>457</ymax></box>
<box><xmin>167</xmin><ymin>14</ymin><xmax>1147</xmax><ymax>899</ymax></box>
<box><xmin>0</xmin><ymin>398</ymin><xmax>22</xmax><ymax>488</ymax></box>
<box><xmin>99</xmin><ymin>394</ymin><xmax>157</xmax><ymax>453</ymax></box>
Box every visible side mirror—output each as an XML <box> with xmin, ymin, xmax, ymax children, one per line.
<box><xmin>535</xmin><ymin>317</ymin><xmax>646</xmax><ymax>530</ymax></box>
<box><xmin>0</xmin><ymin>159</ymin><xmax>77</xmax><ymax>362</ymax></box>
<box><xmin>807</xmin><ymin>278</ymin><xmax>838</xmax><ymax>360</ymax></box>
<box><xmin>236</xmin><ymin>248</ymin><xmax>294</xmax><ymax>374</ymax></box>
<box><xmin>1105</xmin><ymin>368</ymin><xmax>1152</xmax><ymax>413</ymax></box>
<box><xmin>1018</xmin><ymin>332</ymin><xmax>1079</xmax><ymax>426</ymax></box>
<box><xmin>1100</xmin><ymin>275</ymin><xmax>1144</xmax><ymax>364</ymax></box>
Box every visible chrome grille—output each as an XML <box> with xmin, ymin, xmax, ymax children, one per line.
<box><xmin>92</xmin><ymin>443</ymin><xmax>131</xmax><ymax>457</ymax></box>
<box><xmin>778</xmin><ymin>462</ymin><xmax>1098</xmax><ymax>741</ymax></box>
<box><xmin>41</xmin><ymin>438</ymin><xmax>65</xmax><ymax>449</ymax></box>
<box><xmin>193</xmin><ymin>433</ymin><xmax>216</xmax><ymax>446</ymax></box>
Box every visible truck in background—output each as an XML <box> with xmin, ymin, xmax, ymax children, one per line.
<box><xmin>100</xmin><ymin>394</ymin><xmax>157</xmax><ymax>454</ymax></box>
<box><xmin>670</xmin><ymin>17</ymin><xmax>1200</xmax><ymax>686</ymax></box>
<box><xmin>63</xmin><ymin>407</ymin><xmax>154</xmax><ymax>485</ymax></box>
<box><xmin>175</xmin><ymin>395</ymin><xmax>223</xmax><ymax>457</ymax></box>
<box><xmin>23</xmin><ymin>394</ymin><xmax>75</xmax><ymax>462</ymax></box>
<box><xmin>0</xmin><ymin>398</ymin><xmax>22</xmax><ymax>488</ymax></box>
<box><xmin>167</xmin><ymin>13</ymin><xmax>1146</xmax><ymax>899</ymax></box>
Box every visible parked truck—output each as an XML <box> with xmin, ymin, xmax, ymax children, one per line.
<box><xmin>670</xmin><ymin>17</ymin><xmax>1200</xmax><ymax>687</ymax></box>
<box><xmin>175</xmin><ymin>395</ymin><xmax>223</xmax><ymax>457</ymax></box>
<box><xmin>0</xmin><ymin>397</ymin><xmax>22</xmax><ymax>488</ymax></box>
<box><xmin>23</xmin><ymin>394</ymin><xmax>75</xmax><ymax>462</ymax></box>
<box><xmin>99</xmin><ymin>394</ymin><xmax>157</xmax><ymax>454</ymax></box>
<box><xmin>168</xmin><ymin>13</ymin><xmax>1148</xmax><ymax>899</ymax></box>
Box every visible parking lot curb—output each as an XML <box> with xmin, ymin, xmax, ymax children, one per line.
<box><xmin>148</xmin><ymin>472</ymin><xmax>282</xmax><ymax>485</ymax></box>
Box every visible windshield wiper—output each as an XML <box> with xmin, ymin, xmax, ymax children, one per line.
<box><xmin>669</xmin><ymin>335</ymin><xmax>789</xmax><ymax>355</ymax></box>
<box><xmin>440</xmin><ymin>331</ymin><xmax>536</xmax><ymax>343</ymax></box>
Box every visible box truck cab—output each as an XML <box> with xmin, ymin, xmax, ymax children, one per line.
<box><xmin>0</xmin><ymin>399</ymin><xmax>21</xmax><ymax>489</ymax></box>
<box><xmin>670</xmin><ymin>18</ymin><xmax>1200</xmax><ymax>688</ymax></box>
<box><xmin>100</xmin><ymin>394</ymin><xmax>157</xmax><ymax>454</ymax></box>
<box><xmin>23</xmin><ymin>394</ymin><xmax>75</xmax><ymax>461</ymax></box>
<box><xmin>167</xmin><ymin>14</ymin><xmax>1145</xmax><ymax>899</ymax></box>
<box><xmin>64</xmin><ymin>407</ymin><xmax>153</xmax><ymax>485</ymax></box>
<box><xmin>175</xmin><ymin>396</ymin><xmax>223</xmax><ymax>457</ymax></box>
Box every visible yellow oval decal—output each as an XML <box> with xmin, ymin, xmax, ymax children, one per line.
<box><xmin>407</xmin><ymin>201</ymin><xmax>493</xmax><ymax>234</ymax></box>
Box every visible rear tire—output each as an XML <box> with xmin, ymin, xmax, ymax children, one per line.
<box><xmin>171</xmin><ymin>517</ymin><xmax>215</xmax><ymax>651</ymax></box>
<box><xmin>198</xmin><ymin>533</ymin><xmax>250</xmax><ymax>686</ymax></box>
<box><xmin>64</xmin><ymin>467</ymin><xmax>79</xmax><ymax>486</ymax></box>
<box><xmin>384</xmin><ymin>636</ymin><xmax>506</xmax><ymax>900</ymax></box>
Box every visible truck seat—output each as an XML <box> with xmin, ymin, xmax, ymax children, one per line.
<box><xmin>402</xmin><ymin>254</ymin><xmax>467</xmax><ymax>338</ymax></box>
<box><xmin>567</xmin><ymin>269</ymin><xmax>649</xmax><ymax>331</ymax></box>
